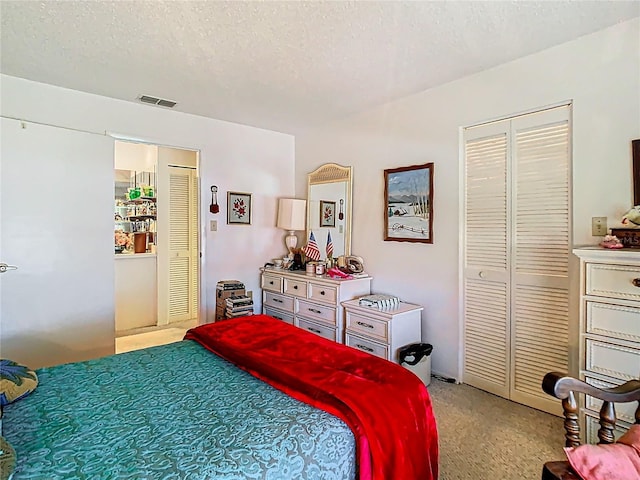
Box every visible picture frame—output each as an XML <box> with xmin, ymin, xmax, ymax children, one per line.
<box><xmin>384</xmin><ymin>163</ymin><xmax>433</xmax><ymax>243</ymax></box>
<box><xmin>227</xmin><ymin>191</ymin><xmax>252</xmax><ymax>225</ymax></box>
<box><xmin>319</xmin><ymin>200</ymin><xmax>336</xmax><ymax>227</ymax></box>
<box><xmin>633</xmin><ymin>139</ymin><xmax>640</xmax><ymax>205</ymax></box>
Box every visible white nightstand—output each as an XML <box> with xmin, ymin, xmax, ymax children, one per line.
<box><xmin>341</xmin><ymin>299</ymin><xmax>422</xmax><ymax>362</ymax></box>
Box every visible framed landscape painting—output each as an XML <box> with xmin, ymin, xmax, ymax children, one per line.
<box><xmin>227</xmin><ymin>191</ymin><xmax>252</xmax><ymax>225</ymax></box>
<box><xmin>384</xmin><ymin>163</ymin><xmax>433</xmax><ymax>243</ymax></box>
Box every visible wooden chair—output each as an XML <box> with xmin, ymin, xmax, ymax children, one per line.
<box><xmin>541</xmin><ymin>372</ymin><xmax>640</xmax><ymax>480</ymax></box>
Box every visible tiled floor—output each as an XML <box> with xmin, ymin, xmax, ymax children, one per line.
<box><xmin>115</xmin><ymin>319</ymin><xmax>198</xmax><ymax>354</ymax></box>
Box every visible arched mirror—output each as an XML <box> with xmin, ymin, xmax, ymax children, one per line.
<box><xmin>306</xmin><ymin>163</ymin><xmax>352</xmax><ymax>258</ymax></box>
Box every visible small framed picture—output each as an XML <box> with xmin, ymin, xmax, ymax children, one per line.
<box><xmin>227</xmin><ymin>191</ymin><xmax>252</xmax><ymax>225</ymax></box>
<box><xmin>319</xmin><ymin>200</ymin><xmax>336</xmax><ymax>227</ymax></box>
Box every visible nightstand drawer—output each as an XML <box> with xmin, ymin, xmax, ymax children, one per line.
<box><xmin>586</xmin><ymin>301</ymin><xmax>640</xmax><ymax>343</ymax></box>
<box><xmin>585</xmin><ymin>339</ymin><xmax>640</xmax><ymax>381</ymax></box>
<box><xmin>284</xmin><ymin>278</ymin><xmax>307</xmax><ymax>298</ymax></box>
<box><xmin>345</xmin><ymin>312</ymin><xmax>388</xmax><ymax>342</ymax></box>
<box><xmin>308</xmin><ymin>283</ymin><xmax>337</xmax><ymax>305</ymax></box>
<box><xmin>264</xmin><ymin>292</ymin><xmax>294</xmax><ymax>312</ymax></box>
<box><xmin>262</xmin><ymin>274</ymin><xmax>283</xmax><ymax>293</ymax></box>
<box><xmin>586</xmin><ymin>263</ymin><xmax>640</xmax><ymax>301</ymax></box>
<box><xmin>345</xmin><ymin>334</ymin><xmax>388</xmax><ymax>360</ymax></box>
<box><xmin>264</xmin><ymin>306</ymin><xmax>294</xmax><ymax>325</ymax></box>
<box><xmin>296</xmin><ymin>317</ymin><xmax>337</xmax><ymax>342</ymax></box>
<box><xmin>296</xmin><ymin>299</ymin><xmax>336</xmax><ymax>326</ymax></box>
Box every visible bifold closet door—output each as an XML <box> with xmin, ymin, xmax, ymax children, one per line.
<box><xmin>463</xmin><ymin>121</ymin><xmax>511</xmax><ymax>399</ymax></box>
<box><xmin>158</xmin><ymin>165</ymin><xmax>199</xmax><ymax>324</ymax></box>
<box><xmin>463</xmin><ymin>106</ymin><xmax>570</xmax><ymax>415</ymax></box>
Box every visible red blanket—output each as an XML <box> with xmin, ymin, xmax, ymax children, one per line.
<box><xmin>185</xmin><ymin>315</ymin><xmax>438</xmax><ymax>480</ymax></box>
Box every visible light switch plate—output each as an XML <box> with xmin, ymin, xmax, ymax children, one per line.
<box><xmin>210</xmin><ymin>220</ymin><xmax>217</xmax><ymax>232</ymax></box>
<box><xmin>592</xmin><ymin>217</ymin><xmax>607</xmax><ymax>236</ymax></box>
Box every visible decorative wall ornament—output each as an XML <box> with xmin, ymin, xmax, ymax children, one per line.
<box><xmin>210</xmin><ymin>186</ymin><xmax>219</xmax><ymax>214</ymax></box>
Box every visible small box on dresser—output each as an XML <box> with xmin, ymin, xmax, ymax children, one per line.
<box><xmin>341</xmin><ymin>299</ymin><xmax>423</xmax><ymax>363</ymax></box>
<box><xmin>574</xmin><ymin>247</ymin><xmax>640</xmax><ymax>443</ymax></box>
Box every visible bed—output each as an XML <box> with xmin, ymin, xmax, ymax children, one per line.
<box><xmin>3</xmin><ymin>315</ymin><xmax>438</xmax><ymax>479</ymax></box>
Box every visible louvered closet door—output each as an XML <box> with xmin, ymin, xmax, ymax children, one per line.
<box><xmin>510</xmin><ymin>108</ymin><xmax>570</xmax><ymax>414</ymax></box>
<box><xmin>463</xmin><ymin>105</ymin><xmax>570</xmax><ymax>414</ymax></box>
<box><xmin>463</xmin><ymin>121</ymin><xmax>511</xmax><ymax>398</ymax></box>
<box><xmin>166</xmin><ymin>166</ymin><xmax>199</xmax><ymax>323</ymax></box>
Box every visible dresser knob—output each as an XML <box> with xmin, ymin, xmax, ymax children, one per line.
<box><xmin>633</xmin><ymin>278</ymin><xmax>640</xmax><ymax>287</ymax></box>
<box><xmin>479</xmin><ymin>271</ymin><xmax>486</xmax><ymax>279</ymax></box>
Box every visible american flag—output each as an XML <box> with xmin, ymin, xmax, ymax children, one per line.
<box><xmin>304</xmin><ymin>232</ymin><xmax>321</xmax><ymax>261</ymax></box>
<box><xmin>326</xmin><ymin>231</ymin><xmax>334</xmax><ymax>259</ymax></box>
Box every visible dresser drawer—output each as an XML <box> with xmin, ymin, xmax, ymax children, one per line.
<box><xmin>585</xmin><ymin>339</ymin><xmax>640</xmax><ymax>381</ymax></box>
<box><xmin>308</xmin><ymin>283</ymin><xmax>337</xmax><ymax>305</ymax></box>
<box><xmin>295</xmin><ymin>317</ymin><xmax>337</xmax><ymax>342</ymax></box>
<box><xmin>264</xmin><ymin>292</ymin><xmax>294</xmax><ymax>312</ymax></box>
<box><xmin>296</xmin><ymin>299</ymin><xmax>336</xmax><ymax>326</ymax></box>
<box><xmin>345</xmin><ymin>334</ymin><xmax>388</xmax><ymax>360</ymax></box>
<box><xmin>586</xmin><ymin>263</ymin><xmax>640</xmax><ymax>301</ymax></box>
<box><xmin>284</xmin><ymin>278</ymin><xmax>307</xmax><ymax>298</ymax></box>
<box><xmin>583</xmin><ymin>411</ymin><xmax>630</xmax><ymax>445</ymax></box>
<box><xmin>263</xmin><ymin>306</ymin><xmax>294</xmax><ymax>325</ymax></box>
<box><xmin>586</xmin><ymin>301</ymin><xmax>640</xmax><ymax>343</ymax></box>
<box><xmin>584</xmin><ymin>376</ymin><xmax>638</xmax><ymax>425</ymax></box>
<box><xmin>261</xmin><ymin>274</ymin><xmax>283</xmax><ymax>293</ymax></box>
<box><xmin>345</xmin><ymin>312</ymin><xmax>388</xmax><ymax>342</ymax></box>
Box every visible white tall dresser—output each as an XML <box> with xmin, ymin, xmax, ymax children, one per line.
<box><xmin>574</xmin><ymin>247</ymin><xmax>640</xmax><ymax>442</ymax></box>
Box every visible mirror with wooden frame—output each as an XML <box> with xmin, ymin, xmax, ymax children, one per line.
<box><xmin>306</xmin><ymin>163</ymin><xmax>352</xmax><ymax>258</ymax></box>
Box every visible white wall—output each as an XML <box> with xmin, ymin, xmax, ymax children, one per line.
<box><xmin>295</xmin><ymin>19</ymin><xmax>640</xmax><ymax>379</ymax></box>
<box><xmin>1</xmin><ymin>75</ymin><xmax>294</xmax><ymax>365</ymax></box>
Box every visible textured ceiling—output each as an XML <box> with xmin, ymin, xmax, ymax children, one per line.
<box><xmin>1</xmin><ymin>1</ymin><xmax>638</xmax><ymax>134</ymax></box>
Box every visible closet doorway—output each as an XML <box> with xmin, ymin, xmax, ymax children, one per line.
<box><xmin>114</xmin><ymin>141</ymin><xmax>200</xmax><ymax>348</ymax></box>
<box><xmin>461</xmin><ymin>104</ymin><xmax>571</xmax><ymax>415</ymax></box>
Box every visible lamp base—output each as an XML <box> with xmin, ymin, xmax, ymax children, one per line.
<box><xmin>285</xmin><ymin>230</ymin><xmax>298</xmax><ymax>256</ymax></box>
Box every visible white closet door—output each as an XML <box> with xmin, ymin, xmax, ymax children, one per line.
<box><xmin>462</xmin><ymin>105</ymin><xmax>571</xmax><ymax>414</ymax></box>
<box><xmin>0</xmin><ymin>119</ymin><xmax>114</xmax><ymax>368</ymax></box>
<box><xmin>462</xmin><ymin>121</ymin><xmax>511</xmax><ymax>398</ymax></box>
<box><xmin>510</xmin><ymin>107</ymin><xmax>570</xmax><ymax>414</ymax></box>
<box><xmin>159</xmin><ymin>166</ymin><xmax>198</xmax><ymax>324</ymax></box>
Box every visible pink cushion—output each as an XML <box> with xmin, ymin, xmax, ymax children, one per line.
<box><xmin>564</xmin><ymin>425</ymin><xmax>640</xmax><ymax>480</ymax></box>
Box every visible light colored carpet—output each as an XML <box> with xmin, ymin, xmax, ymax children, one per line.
<box><xmin>115</xmin><ymin>327</ymin><xmax>189</xmax><ymax>353</ymax></box>
<box><xmin>428</xmin><ymin>379</ymin><xmax>566</xmax><ymax>480</ymax></box>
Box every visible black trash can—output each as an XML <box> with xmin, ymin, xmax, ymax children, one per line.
<box><xmin>399</xmin><ymin>343</ymin><xmax>433</xmax><ymax>386</ymax></box>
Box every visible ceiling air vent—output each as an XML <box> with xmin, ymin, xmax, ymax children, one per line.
<box><xmin>138</xmin><ymin>95</ymin><xmax>177</xmax><ymax>108</ymax></box>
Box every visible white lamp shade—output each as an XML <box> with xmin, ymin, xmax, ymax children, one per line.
<box><xmin>277</xmin><ymin>198</ymin><xmax>306</xmax><ymax>231</ymax></box>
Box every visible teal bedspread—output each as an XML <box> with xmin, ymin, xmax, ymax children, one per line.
<box><xmin>3</xmin><ymin>340</ymin><xmax>356</xmax><ymax>479</ymax></box>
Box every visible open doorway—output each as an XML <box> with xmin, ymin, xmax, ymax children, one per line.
<box><xmin>113</xmin><ymin>141</ymin><xmax>200</xmax><ymax>352</ymax></box>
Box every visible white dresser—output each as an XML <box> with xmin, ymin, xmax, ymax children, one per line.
<box><xmin>260</xmin><ymin>268</ymin><xmax>372</xmax><ymax>343</ymax></box>
<box><xmin>342</xmin><ymin>299</ymin><xmax>422</xmax><ymax>363</ymax></box>
<box><xmin>574</xmin><ymin>247</ymin><xmax>640</xmax><ymax>442</ymax></box>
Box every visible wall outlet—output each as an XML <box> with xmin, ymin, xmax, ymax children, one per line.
<box><xmin>592</xmin><ymin>217</ymin><xmax>607</xmax><ymax>236</ymax></box>
<box><xmin>210</xmin><ymin>220</ymin><xmax>217</xmax><ymax>232</ymax></box>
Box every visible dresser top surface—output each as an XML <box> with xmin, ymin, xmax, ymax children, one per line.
<box><xmin>341</xmin><ymin>299</ymin><xmax>423</xmax><ymax>316</ymax></box>
<box><xmin>260</xmin><ymin>267</ymin><xmax>372</xmax><ymax>285</ymax></box>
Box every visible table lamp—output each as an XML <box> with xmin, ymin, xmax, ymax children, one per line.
<box><xmin>276</xmin><ymin>198</ymin><xmax>306</xmax><ymax>257</ymax></box>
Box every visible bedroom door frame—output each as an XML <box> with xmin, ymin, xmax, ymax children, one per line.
<box><xmin>110</xmin><ymin>134</ymin><xmax>206</xmax><ymax>328</ymax></box>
